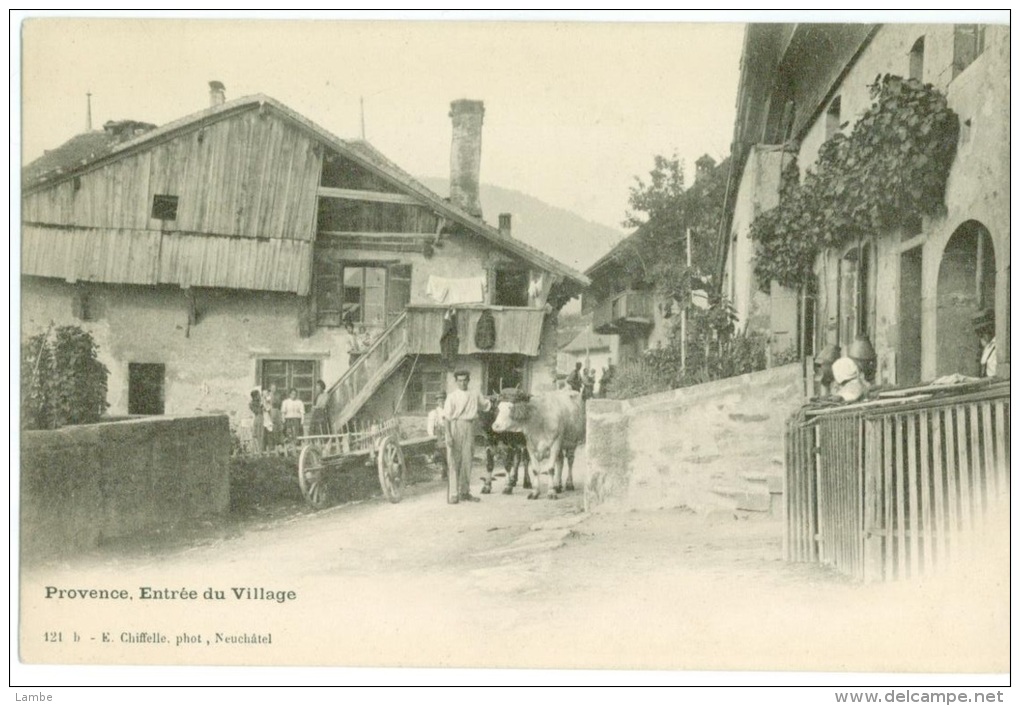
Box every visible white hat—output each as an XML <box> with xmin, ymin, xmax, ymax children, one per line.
<box><xmin>831</xmin><ymin>357</ymin><xmax>860</xmax><ymax>385</ymax></box>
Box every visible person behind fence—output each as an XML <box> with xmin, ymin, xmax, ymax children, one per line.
<box><xmin>310</xmin><ymin>380</ymin><xmax>329</xmax><ymax>435</ymax></box>
<box><xmin>427</xmin><ymin>391</ymin><xmax>449</xmax><ymax>480</ymax></box>
<box><xmin>248</xmin><ymin>388</ymin><xmax>264</xmax><ymax>452</ymax></box>
<box><xmin>972</xmin><ymin>308</ymin><xmax>997</xmax><ymax>377</ymax></box>
<box><xmin>282</xmin><ymin>388</ymin><xmax>305</xmax><ymax>445</ymax></box>
<box><xmin>443</xmin><ymin>370</ymin><xmax>491</xmax><ymax>503</ymax></box>
<box><xmin>831</xmin><ymin>356</ymin><xmax>870</xmax><ymax>403</ymax></box>
<box><xmin>567</xmin><ymin>361</ymin><xmax>583</xmax><ymax>392</ymax></box>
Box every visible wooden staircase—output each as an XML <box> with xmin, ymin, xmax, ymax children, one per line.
<box><xmin>325</xmin><ymin>312</ymin><xmax>409</xmax><ymax>432</ymax></box>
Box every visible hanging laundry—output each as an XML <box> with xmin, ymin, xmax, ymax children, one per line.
<box><xmin>426</xmin><ymin>275</ymin><xmax>486</xmax><ymax>304</ymax></box>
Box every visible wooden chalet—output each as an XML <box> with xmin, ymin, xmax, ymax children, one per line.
<box><xmin>22</xmin><ymin>86</ymin><xmax>589</xmax><ymax>431</ymax></box>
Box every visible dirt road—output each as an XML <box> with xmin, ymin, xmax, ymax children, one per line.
<box><xmin>20</xmin><ymin>448</ymin><xmax>1008</xmax><ymax>673</ymax></box>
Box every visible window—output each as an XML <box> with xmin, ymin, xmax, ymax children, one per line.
<box><xmin>405</xmin><ymin>370</ymin><xmax>444</xmax><ymax>413</ymax></box>
<box><xmin>493</xmin><ymin>269</ymin><xmax>529</xmax><ymax>307</ymax></box>
<box><xmin>260</xmin><ymin>359</ymin><xmax>317</xmax><ymax>409</ymax></box>
<box><xmin>128</xmin><ymin>363</ymin><xmax>165</xmax><ymax>415</ymax></box>
<box><xmin>837</xmin><ymin>242</ymin><xmax>874</xmax><ymax>346</ymax></box>
<box><xmin>316</xmin><ymin>262</ymin><xmax>397</xmax><ymax>328</ymax></box>
<box><xmin>953</xmin><ymin>25</ymin><xmax>986</xmax><ymax>78</ymax></box>
<box><xmin>151</xmin><ymin>194</ymin><xmax>179</xmax><ymax>221</ymax></box>
<box><xmin>825</xmin><ymin>96</ymin><xmax>841</xmax><ymax>141</ymax></box>
<box><xmin>909</xmin><ymin>36</ymin><xmax>925</xmax><ymax>81</ymax></box>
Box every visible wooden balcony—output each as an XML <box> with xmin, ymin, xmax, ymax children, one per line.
<box><xmin>405</xmin><ymin>304</ymin><xmax>546</xmax><ymax>356</ymax></box>
<box><xmin>592</xmin><ymin>290</ymin><xmax>654</xmax><ymax>335</ymax></box>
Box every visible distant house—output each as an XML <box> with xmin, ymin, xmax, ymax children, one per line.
<box><xmin>718</xmin><ymin>23</ymin><xmax>1009</xmax><ymax>385</ymax></box>
<box><xmin>22</xmin><ymin>84</ymin><xmax>589</xmax><ymax>431</ymax></box>
<box><xmin>581</xmin><ymin>229</ymin><xmax>661</xmax><ymax>366</ymax></box>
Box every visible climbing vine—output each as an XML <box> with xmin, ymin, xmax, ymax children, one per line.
<box><xmin>750</xmin><ymin>74</ymin><xmax>960</xmax><ymax>291</ymax></box>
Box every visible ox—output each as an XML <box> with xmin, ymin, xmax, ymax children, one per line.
<box><xmin>490</xmin><ymin>389</ymin><xmax>583</xmax><ymax>500</ymax></box>
<box><xmin>477</xmin><ymin>399</ymin><xmax>531</xmax><ymax>495</ymax></box>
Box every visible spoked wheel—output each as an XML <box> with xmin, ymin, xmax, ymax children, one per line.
<box><xmin>298</xmin><ymin>444</ymin><xmax>331</xmax><ymax>509</ymax></box>
<box><xmin>377</xmin><ymin>435</ymin><xmax>406</xmax><ymax>503</ymax></box>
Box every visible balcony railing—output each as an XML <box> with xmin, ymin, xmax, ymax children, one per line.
<box><xmin>326</xmin><ymin>312</ymin><xmax>408</xmax><ymax>431</ymax></box>
<box><xmin>785</xmin><ymin>379</ymin><xmax>1010</xmax><ymax>582</ymax></box>
<box><xmin>405</xmin><ymin>304</ymin><xmax>546</xmax><ymax>356</ymax></box>
<box><xmin>592</xmin><ymin>290</ymin><xmax>654</xmax><ymax>334</ymax></box>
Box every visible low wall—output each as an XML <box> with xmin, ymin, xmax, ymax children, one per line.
<box><xmin>21</xmin><ymin>415</ymin><xmax>231</xmax><ymax>561</ymax></box>
<box><xmin>585</xmin><ymin>364</ymin><xmax>804</xmax><ymax>513</ymax></box>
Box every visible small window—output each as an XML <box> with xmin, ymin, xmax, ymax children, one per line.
<box><xmin>342</xmin><ymin>266</ymin><xmax>387</xmax><ymax>327</ymax></box>
<box><xmin>128</xmin><ymin>363</ymin><xmax>165</xmax><ymax>415</ymax></box>
<box><xmin>260</xmin><ymin>359</ymin><xmax>317</xmax><ymax>410</ymax></box>
<box><xmin>953</xmin><ymin>25</ymin><xmax>986</xmax><ymax>79</ymax></box>
<box><xmin>825</xmin><ymin>96</ymin><xmax>841</xmax><ymax>141</ymax></box>
<box><xmin>493</xmin><ymin>269</ymin><xmax>529</xmax><ymax>307</ymax></box>
<box><xmin>152</xmin><ymin>194</ymin><xmax>179</xmax><ymax>221</ymax></box>
<box><xmin>405</xmin><ymin>370</ymin><xmax>444</xmax><ymax>413</ymax></box>
<box><xmin>909</xmin><ymin>36</ymin><xmax>925</xmax><ymax>81</ymax></box>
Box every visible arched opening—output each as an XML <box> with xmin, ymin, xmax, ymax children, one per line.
<box><xmin>909</xmin><ymin>36</ymin><xmax>925</xmax><ymax>81</ymax></box>
<box><xmin>936</xmin><ymin>220</ymin><xmax>995</xmax><ymax>377</ymax></box>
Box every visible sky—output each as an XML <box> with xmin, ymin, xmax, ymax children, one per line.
<box><xmin>19</xmin><ymin>15</ymin><xmax>745</xmax><ymax>233</ymax></box>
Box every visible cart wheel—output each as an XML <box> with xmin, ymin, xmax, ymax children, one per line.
<box><xmin>298</xmin><ymin>444</ymin><xmax>331</xmax><ymax>509</ymax></box>
<box><xmin>377</xmin><ymin>435</ymin><xmax>406</xmax><ymax>503</ymax></box>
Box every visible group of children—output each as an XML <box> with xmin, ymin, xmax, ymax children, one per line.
<box><xmin>247</xmin><ymin>381</ymin><xmax>329</xmax><ymax>452</ymax></box>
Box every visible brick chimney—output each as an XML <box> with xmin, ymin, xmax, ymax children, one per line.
<box><xmin>449</xmin><ymin>99</ymin><xmax>484</xmax><ymax>217</ymax></box>
<box><xmin>209</xmin><ymin>81</ymin><xmax>226</xmax><ymax>108</ymax></box>
<box><xmin>498</xmin><ymin>213</ymin><xmax>512</xmax><ymax>237</ymax></box>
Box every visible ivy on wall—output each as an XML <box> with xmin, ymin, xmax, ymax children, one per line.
<box><xmin>750</xmin><ymin>74</ymin><xmax>960</xmax><ymax>291</ymax></box>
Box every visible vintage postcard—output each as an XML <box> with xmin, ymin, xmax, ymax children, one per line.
<box><xmin>13</xmin><ymin>11</ymin><xmax>1011</xmax><ymax>689</ymax></box>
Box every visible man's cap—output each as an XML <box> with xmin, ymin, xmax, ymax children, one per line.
<box><xmin>454</xmin><ymin>370</ymin><xmax>470</xmax><ymax>380</ymax></box>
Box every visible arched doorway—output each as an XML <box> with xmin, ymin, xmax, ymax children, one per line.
<box><xmin>936</xmin><ymin>220</ymin><xmax>995</xmax><ymax>377</ymax></box>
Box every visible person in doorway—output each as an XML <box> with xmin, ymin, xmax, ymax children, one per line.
<box><xmin>269</xmin><ymin>383</ymin><xmax>284</xmax><ymax>447</ymax></box>
<box><xmin>567</xmin><ymin>362</ymin><xmax>583</xmax><ymax>393</ymax></box>
<box><xmin>248</xmin><ymin>388</ymin><xmax>264</xmax><ymax>452</ymax></box>
<box><xmin>427</xmin><ymin>392</ymin><xmax>449</xmax><ymax>480</ymax></box>
<box><xmin>443</xmin><ymin>370</ymin><xmax>491</xmax><ymax>503</ymax></box>
<box><xmin>281</xmin><ymin>388</ymin><xmax>305</xmax><ymax>445</ymax></box>
<box><xmin>972</xmin><ymin>308</ymin><xmax>997</xmax><ymax>377</ymax></box>
<box><xmin>310</xmin><ymin>380</ymin><xmax>329</xmax><ymax>435</ymax></box>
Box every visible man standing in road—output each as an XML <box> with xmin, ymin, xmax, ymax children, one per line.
<box><xmin>443</xmin><ymin>370</ymin><xmax>491</xmax><ymax>504</ymax></box>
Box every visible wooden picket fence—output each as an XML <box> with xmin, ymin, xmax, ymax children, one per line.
<box><xmin>785</xmin><ymin>380</ymin><xmax>1009</xmax><ymax>582</ymax></box>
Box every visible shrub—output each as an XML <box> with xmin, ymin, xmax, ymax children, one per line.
<box><xmin>21</xmin><ymin>325</ymin><xmax>109</xmax><ymax>430</ymax></box>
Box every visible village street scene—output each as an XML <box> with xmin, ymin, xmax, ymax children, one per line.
<box><xmin>16</xmin><ymin>15</ymin><xmax>1010</xmax><ymax>687</ymax></box>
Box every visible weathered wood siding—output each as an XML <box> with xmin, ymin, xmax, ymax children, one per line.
<box><xmin>22</xmin><ymin>224</ymin><xmax>313</xmax><ymax>294</ymax></box>
<box><xmin>23</xmin><ymin>108</ymin><xmax>322</xmax><ymax>240</ymax></box>
<box><xmin>405</xmin><ymin>305</ymin><xmax>545</xmax><ymax>356</ymax></box>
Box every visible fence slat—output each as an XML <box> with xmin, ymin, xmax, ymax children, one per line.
<box><xmin>919</xmin><ymin>410</ymin><xmax>932</xmax><ymax>575</ymax></box>
<box><xmin>883</xmin><ymin>417</ymin><xmax>894</xmax><ymax>582</ymax></box>
<box><xmin>993</xmin><ymin>401</ymin><xmax>1009</xmax><ymax>500</ymax></box>
<box><xmin>906</xmin><ymin>413</ymin><xmax>919</xmax><ymax>578</ymax></box>
<box><xmin>981</xmin><ymin>402</ymin><xmax>997</xmax><ymax>503</ymax></box>
<box><xmin>958</xmin><ymin>405</ymin><xmax>974</xmax><ymax>532</ymax></box>
<box><xmin>931</xmin><ymin>409</ymin><xmax>946</xmax><ymax>573</ymax></box>
<box><xmin>894</xmin><ymin>416</ymin><xmax>907</xmax><ymax>581</ymax></box>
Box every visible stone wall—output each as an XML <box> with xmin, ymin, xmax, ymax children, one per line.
<box><xmin>20</xmin><ymin>415</ymin><xmax>230</xmax><ymax>561</ymax></box>
<box><xmin>584</xmin><ymin>363</ymin><xmax>803</xmax><ymax>513</ymax></box>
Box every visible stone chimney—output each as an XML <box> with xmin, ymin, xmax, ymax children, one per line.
<box><xmin>209</xmin><ymin>81</ymin><xmax>226</xmax><ymax>108</ymax></box>
<box><xmin>449</xmin><ymin>99</ymin><xmax>484</xmax><ymax>217</ymax></box>
<box><xmin>498</xmin><ymin>213</ymin><xmax>512</xmax><ymax>237</ymax></box>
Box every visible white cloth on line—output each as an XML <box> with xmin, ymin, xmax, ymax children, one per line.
<box><xmin>426</xmin><ymin>275</ymin><xmax>486</xmax><ymax>304</ymax></box>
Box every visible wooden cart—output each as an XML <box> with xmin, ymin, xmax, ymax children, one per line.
<box><xmin>296</xmin><ymin>418</ymin><xmax>437</xmax><ymax>509</ymax></box>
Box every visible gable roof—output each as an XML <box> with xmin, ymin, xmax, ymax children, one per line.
<box><xmin>23</xmin><ymin>93</ymin><xmax>589</xmax><ymax>289</ymax></box>
<box><xmin>562</xmin><ymin>326</ymin><xmax>613</xmax><ymax>353</ymax></box>
<box><xmin>585</xmin><ymin>226</ymin><xmax>643</xmax><ymax>279</ymax></box>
